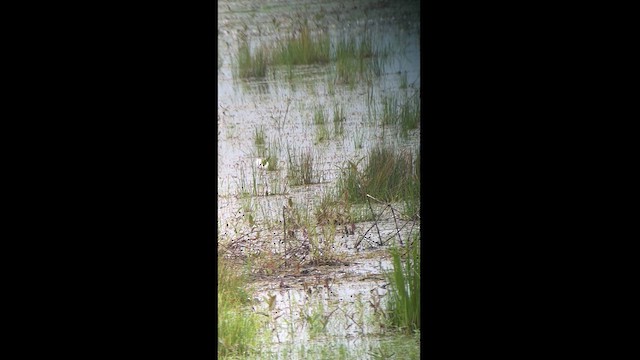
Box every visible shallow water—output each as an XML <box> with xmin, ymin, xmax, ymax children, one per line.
<box><xmin>218</xmin><ymin>0</ymin><xmax>420</xmax><ymax>357</ymax></box>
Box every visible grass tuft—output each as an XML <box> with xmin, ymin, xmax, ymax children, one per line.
<box><xmin>385</xmin><ymin>235</ymin><xmax>420</xmax><ymax>334</ymax></box>
<box><xmin>272</xmin><ymin>19</ymin><xmax>330</xmax><ymax>66</ymax></box>
<box><xmin>337</xmin><ymin>145</ymin><xmax>419</xmax><ymax>206</ymax></box>
<box><xmin>237</xmin><ymin>40</ymin><xmax>268</xmax><ymax>79</ymax></box>
<box><xmin>333</xmin><ymin>103</ymin><xmax>345</xmax><ymax>137</ymax></box>
<box><xmin>287</xmin><ymin>145</ymin><xmax>319</xmax><ymax>186</ymax></box>
<box><xmin>218</xmin><ymin>256</ymin><xmax>265</xmax><ymax>358</ymax></box>
<box><xmin>254</xmin><ymin>125</ymin><xmax>266</xmax><ymax>147</ymax></box>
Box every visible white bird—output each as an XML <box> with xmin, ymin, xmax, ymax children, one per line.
<box><xmin>255</xmin><ymin>158</ymin><xmax>269</xmax><ymax>169</ymax></box>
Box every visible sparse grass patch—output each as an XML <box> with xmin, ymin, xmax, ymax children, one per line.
<box><xmin>399</xmin><ymin>71</ymin><xmax>408</xmax><ymax>89</ymax></box>
<box><xmin>314</xmin><ymin>187</ymin><xmax>351</xmax><ymax>226</ymax></box>
<box><xmin>265</xmin><ymin>175</ymin><xmax>287</xmax><ymax>196</ymax></box>
<box><xmin>381</xmin><ymin>94</ymin><xmax>399</xmax><ymax>126</ymax></box>
<box><xmin>254</xmin><ymin>125</ymin><xmax>266</xmax><ymax>147</ymax></box>
<box><xmin>353</xmin><ymin>124</ymin><xmax>365</xmax><ymax>150</ymax></box>
<box><xmin>286</xmin><ymin>145</ymin><xmax>319</xmax><ymax>186</ymax></box>
<box><xmin>399</xmin><ymin>92</ymin><xmax>420</xmax><ymax>139</ymax></box>
<box><xmin>313</xmin><ymin>105</ymin><xmax>326</xmax><ymax>125</ymax></box>
<box><xmin>312</xmin><ymin>105</ymin><xmax>330</xmax><ymax>143</ymax></box>
<box><xmin>237</xmin><ymin>165</ymin><xmax>259</xmax><ymax>197</ymax></box>
<box><xmin>403</xmin><ymin>151</ymin><xmax>420</xmax><ymax>219</ymax></box>
<box><xmin>333</xmin><ymin>103</ymin><xmax>345</xmax><ymax>137</ymax></box>
<box><xmin>266</xmin><ymin>151</ymin><xmax>278</xmax><ymax>172</ymax></box>
<box><xmin>333</xmin><ymin>29</ymin><xmax>387</xmax><ymax>86</ymax></box>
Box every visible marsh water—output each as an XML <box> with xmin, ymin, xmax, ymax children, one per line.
<box><xmin>218</xmin><ymin>0</ymin><xmax>420</xmax><ymax>358</ymax></box>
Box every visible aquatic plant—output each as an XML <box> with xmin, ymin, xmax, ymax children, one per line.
<box><xmin>352</xmin><ymin>124</ymin><xmax>365</xmax><ymax>150</ymax></box>
<box><xmin>266</xmin><ymin>139</ymin><xmax>280</xmax><ymax>171</ymax></box>
<box><xmin>254</xmin><ymin>125</ymin><xmax>266</xmax><ymax>147</ymax></box>
<box><xmin>218</xmin><ymin>256</ymin><xmax>265</xmax><ymax>358</ymax></box>
<box><xmin>399</xmin><ymin>92</ymin><xmax>420</xmax><ymax>139</ymax></box>
<box><xmin>333</xmin><ymin>26</ymin><xmax>388</xmax><ymax>86</ymax></box>
<box><xmin>272</xmin><ymin>19</ymin><xmax>330</xmax><ymax>66</ymax></box>
<box><xmin>312</xmin><ymin>106</ymin><xmax>330</xmax><ymax>143</ymax></box>
<box><xmin>399</xmin><ymin>71</ymin><xmax>408</xmax><ymax>89</ymax></box>
<box><xmin>237</xmin><ymin>40</ymin><xmax>268</xmax><ymax>79</ymax></box>
<box><xmin>385</xmin><ymin>234</ymin><xmax>420</xmax><ymax>334</ymax></box>
<box><xmin>336</xmin><ymin>144</ymin><xmax>419</xmax><ymax>206</ymax></box>
<box><xmin>333</xmin><ymin>103</ymin><xmax>345</xmax><ymax>137</ymax></box>
<box><xmin>381</xmin><ymin>94</ymin><xmax>399</xmax><ymax>126</ymax></box>
<box><xmin>313</xmin><ymin>105</ymin><xmax>326</xmax><ymax>125</ymax></box>
<box><xmin>286</xmin><ymin>146</ymin><xmax>319</xmax><ymax>186</ymax></box>
<box><xmin>315</xmin><ymin>124</ymin><xmax>330</xmax><ymax>143</ymax></box>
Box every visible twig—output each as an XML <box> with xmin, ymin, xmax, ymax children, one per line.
<box><xmin>354</xmin><ymin>222</ymin><xmax>377</xmax><ymax>250</ymax></box>
<box><xmin>366</xmin><ymin>194</ymin><xmax>383</xmax><ymax>246</ymax></box>
<box><xmin>389</xmin><ymin>204</ymin><xmax>403</xmax><ymax>246</ymax></box>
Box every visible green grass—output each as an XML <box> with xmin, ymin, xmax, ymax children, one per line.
<box><xmin>286</xmin><ymin>145</ymin><xmax>319</xmax><ymax>186</ymax></box>
<box><xmin>314</xmin><ymin>187</ymin><xmax>350</xmax><ymax>226</ymax></box>
<box><xmin>218</xmin><ymin>256</ymin><xmax>265</xmax><ymax>358</ymax></box>
<box><xmin>316</xmin><ymin>126</ymin><xmax>329</xmax><ymax>143</ymax></box>
<box><xmin>370</xmin><ymin>332</ymin><xmax>421</xmax><ymax>360</ymax></box>
<box><xmin>256</xmin><ymin>138</ymin><xmax>279</xmax><ymax>172</ymax></box>
<box><xmin>237</xmin><ymin>40</ymin><xmax>268</xmax><ymax>79</ymax></box>
<box><xmin>314</xmin><ymin>107</ymin><xmax>330</xmax><ymax>143</ymax></box>
<box><xmin>266</xmin><ymin>150</ymin><xmax>278</xmax><ymax>172</ymax></box>
<box><xmin>313</xmin><ymin>105</ymin><xmax>326</xmax><ymax>125</ymax></box>
<box><xmin>378</xmin><ymin>92</ymin><xmax>420</xmax><ymax>139</ymax></box>
<box><xmin>399</xmin><ymin>92</ymin><xmax>420</xmax><ymax>139</ymax></box>
<box><xmin>267</xmin><ymin>175</ymin><xmax>287</xmax><ymax>196</ymax></box>
<box><xmin>254</xmin><ymin>125</ymin><xmax>266</xmax><ymax>147</ymax></box>
<box><xmin>353</xmin><ymin>124</ymin><xmax>365</xmax><ymax>150</ymax></box>
<box><xmin>403</xmin><ymin>149</ymin><xmax>420</xmax><ymax>219</ymax></box>
<box><xmin>399</xmin><ymin>71</ymin><xmax>408</xmax><ymax>89</ymax></box>
<box><xmin>333</xmin><ymin>29</ymin><xmax>387</xmax><ymax>86</ymax></box>
<box><xmin>236</xmin><ymin>165</ymin><xmax>258</xmax><ymax>198</ymax></box>
<box><xmin>272</xmin><ymin>20</ymin><xmax>330</xmax><ymax>66</ymax></box>
<box><xmin>337</xmin><ymin>145</ymin><xmax>419</xmax><ymax>206</ymax></box>
<box><xmin>381</xmin><ymin>95</ymin><xmax>399</xmax><ymax>126</ymax></box>
<box><xmin>333</xmin><ymin>103</ymin><xmax>345</xmax><ymax>137</ymax></box>
<box><xmin>385</xmin><ymin>235</ymin><xmax>421</xmax><ymax>334</ymax></box>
